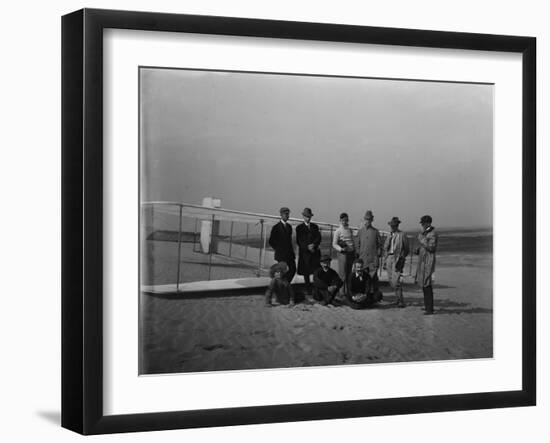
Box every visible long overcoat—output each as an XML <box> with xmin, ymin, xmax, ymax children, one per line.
<box><xmin>415</xmin><ymin>227</ymin><xmax>438</xmax><ymax>287</ymax></box>
<box><xmin>296</xmin><ymin>222</ymin><xmax>322</xmax><ymax>275</ymax></box>
<box><xmin>268</xmin><ymin>221</ymin><xmax>295</xmax><ymax>263</ymax></box>
<box><xmin>383</xmin><ymin>230</ymin><xmax>410</xmax><ymax>271</ymax></box>
<box><xmin>356</xmin><ymin>225</ymin><xmax>382</xmax><ymax>273</ymax></box>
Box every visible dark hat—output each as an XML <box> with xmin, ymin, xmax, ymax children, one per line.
<box><xmin>270</xmin><ymin>261</ymin><xmax>288</xmax><ymax>277</ymax></box>
<box><xmin>279</xmin><ymin>207</ymin><xmax>290</xmax><ymax>214</ymax></box>
<box><xmin>269</xmin><ymin>263</ymin><xmax>281</xmax><ymax>277</ymax></box>
<box><xmin>320</xmin><ymin>254</ymin><xmax>332</xmax><ymax>263</ymax></box>
<box><xmin>339</xmin><ymin>212</ymin><xmax>349</xmax><ymax>220</ymax></box>
<box><xmin>420</xmin><ymin>215</ymin><xmax>432</xmax><ymax>224</ymax></box>
<box><xmin>388</xmin><ymin>216</ymin><xmax>401</xmax><ymax>225</ymax></box>
<box><xmin>302</xmin><ymin>207</ymin><xmax>314</xmax><ymax>217</ymax></box>
<box><xmin>364</xmin><ymin>210</ymin><xmax>374</xmax><ymax>220</ymax></box>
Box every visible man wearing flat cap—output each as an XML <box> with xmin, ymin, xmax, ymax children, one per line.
<box><xmin>415</xmin><ymin>215</ymin><xmax>438</xmax><ymax>315</ymax></box>
<box><xmin>268</xmin><ymin>207</ymin><xmax>296</xmax><ymax>283</ymax></box>
<box><xmin>383</xmin><ymin>217</ymin><xmax>410</xmax><ymax>308</ymax></box>
<box><xmin>356</xmin><ymin>210</ymin><xmax>383</xmax><ymax>300</ymax></box>
<box><xmin>296</xmin><ymin>207</ymin><xmax>322</xmax><ymax>296</ymax></box>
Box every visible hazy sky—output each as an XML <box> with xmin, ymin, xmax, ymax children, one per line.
<box><xmin>140</xmin><ymin>68</ymin><xmax>493</xmax><ymax>231</ymax></box>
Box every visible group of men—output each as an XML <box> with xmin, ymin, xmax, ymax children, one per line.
<box><xmin>265</xmin><ymin>207</ymin><xmax>438</xmax><ymax>315</ymax></box>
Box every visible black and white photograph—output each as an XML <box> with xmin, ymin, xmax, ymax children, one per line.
<box><xmin>139</xmin><ymin>67</ymin><xmax>493</xmax><ymax>375</ymax></box>
<box><xmin>1</xmin><ymin>0</ymin><xmax>546</xmax><ymax>439</ymax></box>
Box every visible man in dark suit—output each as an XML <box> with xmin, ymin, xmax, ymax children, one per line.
<box><xmin>312</xmin><ymin>254</ymin><xmax>343</xmax><ymax>306</ymax></box>
<box><xmin>296</xmin><ymin>207</ymin><xmax>321</xmax><ymax>295</ymax></box>
<box><xmin>268</xmin><ymin>207</ymin><xmax>296</xmax><ymax>283</ymax></box>
<box><xmin>346</xmin><ymin>258</ymin><xmax>373</xmax><ymax>309</ymax></box>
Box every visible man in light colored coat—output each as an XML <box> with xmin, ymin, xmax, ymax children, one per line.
<box><xmin>356</xmin><ymin>210</ymin><xmax>382</xmax><ymax>299</ymax></box>
<box><xmin>383</xmin><ymin>217</ymin><xmax>409</xmax><ymax>307</ymax></box>
<box><xmin>415</xmin><ymin>215</ymin><xmax>438</xmax><ymax>315</ymax></box>
<box><xmin>332</xmin><ymin>212</ymin><xmax>356</xmax><ymax>295</ymax></box>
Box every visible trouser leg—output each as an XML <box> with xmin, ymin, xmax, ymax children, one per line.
<box><xmin>303</xmin><ymin>274</ymin><xmax>311</xmax><ymax>294</ymax></box>
<box><xmin>287</xmin><ymin>284</ymin><xmax>295</xmax><ymax>305</ymax></box>
<box><xmin>345</xmin><ymin>253</ymin><xmax>354</xmax><ymax>294</ymax></box>
<box><xmin>324</xmin><ymin>289</ymin><xmax>334</xmax><ymax>305</ymax></box>
<box><xmin>371</xmin><ymin>271</ymin><xmax>379</xmax><ymax>293</ymax></box>
<box><xmin>426</xmin><ymin>285</ymin><xmax>434</xmax><ymax>312</ymax></box>
<box><xmin>324</xmin><ymin>288</ymin><xmax>340</xmax><ymax>305</ymax></box>
<box><xmin>312</xmin><ymin>288</ymin><xmax>322</xmax><ymax>302</ymax></box>
<box><xmin>338</xmin><ymin>253</ymin><xmax>353</xmax><ymax>296</ymax></box>
<box><xmin>285</xmin><ymin>260</ymin><xmax>296</xmax><ymax>283</ymax></box>
<box><xmin>337</xmin><ymin>254</ymin><xmax>346</xmax><ymax>291</ymax></box>
<box><xmin>396</xmin><ymin>286</ymin><xmax>404</xmax><ymax>307</ymax></box>
<box><xmin>423</xmin><ymin>285</ymin><xmax>434</xmax><ymax>313</ymax></box>
<box><xmin>374</xmin><ymin>272</ymin><xmax>383</xmax><ymax>301</ymax></box>
<box><xmin>376</xmin><ymin>274</ymin><xmax>383</xmax><ymax>301</ymax></box>
<box><xmin>392</xmin><ymin>270</ymin><xmax>404</xmax><ymax>307</ymax></box>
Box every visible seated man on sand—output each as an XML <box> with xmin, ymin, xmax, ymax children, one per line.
<box><xmin>312</xmin><ymin>255</ymin><xmax>343</xmax><ymax>306</ymax></box>
<box><xmin>265</xmin><ymin>262</ymin><xmax>295</xmax><ymax>307</ymax></box>
<box><xmin>346</xmin><ymin>258</ymin><xmax>373</xmax><ymax>309</ymax></box>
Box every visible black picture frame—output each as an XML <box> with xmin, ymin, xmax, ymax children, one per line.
<box><xmin>61</xmin><ymin>8</ymin><xmax>536</xmax><ymax>435</ymax></box>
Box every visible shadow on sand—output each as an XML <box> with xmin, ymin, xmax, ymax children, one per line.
<box><xmin>385</xmin><ymin>295</ymin><xmax>493</xmax><ymax>315</ymax></box>
<box><xmin>144</xmin><ymin>284</ymin><xmax>492</xmax><ymax>315</ymax></box>
<box><xmin>144</xmin><ymin>283</ymin><xmax>308</xmax><ymax>300</ymax></box>
<box><xmin>404</xmin><ymin>283</ymin><xmax>456</xmax><ymax>291</ymax></box>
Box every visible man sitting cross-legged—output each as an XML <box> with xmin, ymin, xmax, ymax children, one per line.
<box><xmin>312</xmin><ymin>254</ymin><xmax>343</xmax><ymax>306</ymax></box>
<box><xmin>346</xmin><ymin>258</ymin><xmax>373</xmax><ymax>309</ymax></box>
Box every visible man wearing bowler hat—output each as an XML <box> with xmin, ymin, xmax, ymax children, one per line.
<box><xmin>268</xmin><ymin>207</ymin><xmax>296</xmax><ymax>283</ymax></box>
<box><xmin>415</xmin><ymin>215</ymin><xmax>438</xmax><ymax>315</ymax></box>
<box><xmin>296</xmin><ymin>207</ymin><xmax>322</xmax><ymax>296</ymax></box>
<box><xmin>383</xmin><ymin>217</ymin><xmax>410</xmax><ymax>308</ymax></box>
<box><xmin>312</xmin><ymin>254</ymin><xmax>343</xmax><ymax>306</ymax></box>
<box><xmin>356</xmin><ymin>210</ymin><xmax>383</xmax><ymax>300</ymax></box>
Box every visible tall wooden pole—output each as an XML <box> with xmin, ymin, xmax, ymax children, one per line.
<box><xmin>229</xmin><ymin>221</ymin><xmax>234</xmax><ymax>257</ymax></box>
<box><xmin>176</xmin><ymin>204</ymin><xmax>183</xmax><ymax>292</ymax></box>
<box><xmin>208</xmin><ymin>214</ymin><xmax>215</xmax><ymax>281</ymax></box>
<box><xmin>258</xmin><ymin>219</ymin><xmax>264</xmax><ymax>276</ymax></box>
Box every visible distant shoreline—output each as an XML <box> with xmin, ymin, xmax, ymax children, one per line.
<box><xmin>146</xmin><ymin>228</ymin><xmax>493</xmax><ymax>255</ymax></box>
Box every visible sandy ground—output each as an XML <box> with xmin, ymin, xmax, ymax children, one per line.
<box><xmin>140</xmin><ymin>251</ymin><xmax>493</xmax><ymax>374</ymax></box>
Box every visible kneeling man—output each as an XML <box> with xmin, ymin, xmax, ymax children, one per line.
<box><xmin>265</xmin><ymin>262</ymin><xmax>295</xmax><ymax>307</ymax></box>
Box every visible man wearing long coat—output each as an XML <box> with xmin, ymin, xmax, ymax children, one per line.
<box><xmin>296</xmin><ymin>207</ymin><xmax>321</xmax><ymax>295</ymax></box>
<box><xmin>356</xmin><ymin>210</ymin><xmax>382</xmax><ymax>298</ymax></box>
<box><xmin>268</xmin><ymin>207</ymin><xmax>296</xmax><ymax>283</ymax></box>
<box><xmin>415</xmin><ymin>215</ymin><xmax>438</xmax><ymax>314</ymax></box>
